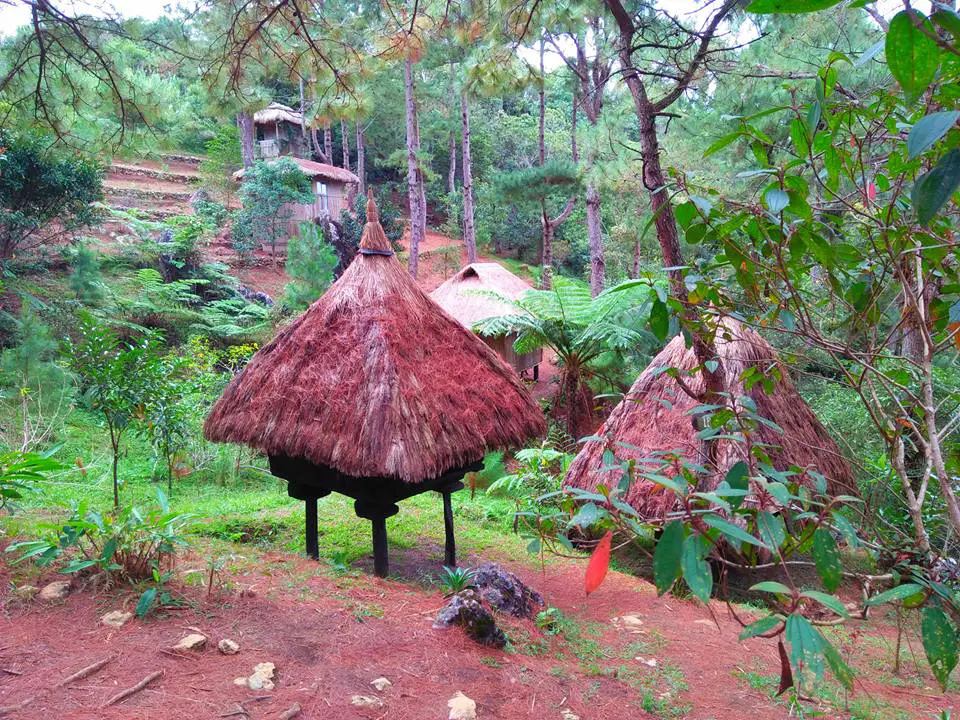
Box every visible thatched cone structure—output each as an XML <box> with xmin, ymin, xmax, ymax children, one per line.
<box><xmin>205</xmin><ymin>190</ymin><xmax>545</xmax><ymax>575</ymax></box>
<box><xmin>564</xmin><ymin>318</ymin><xmax>855</xmax><ymax>519</ymax></box>
<box><xmin>430</xmin><ymin>263</ymin><xmax>543</xmax><ymax>377</ymax></box>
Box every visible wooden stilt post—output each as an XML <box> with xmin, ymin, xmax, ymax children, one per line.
<box><xmin>305</xmin><ymin>497</ymin><xmax>319</xmax><ymax>560</ymax></box>
<box><xmin>443</xmin><ymin>491</ymin><xmax>456</xmax><ymax>568</ymax></box>
<box><xmin>372</xmin><ymin>516</ymin><xmax>389</xmax><ymax>577</ymax></box>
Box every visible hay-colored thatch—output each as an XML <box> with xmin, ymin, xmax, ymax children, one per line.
<box><xmin>204</xmin><ymin>191</ymin><xmax>545</xmax><ymax>483</ymax></box>
<box><xmin>564</xmin><ymin>318</ymin><xmax>856</xmax><ymax>518</ymax></box>
<box><xmin>233</xmin><ymin>156</ymin><xmax>360</xmax><ymax>185</ymax></box>
<box><xmin>254</xmin><ymin>102</ymin><xmax>304</xmax><ymax>126</ymax></box>
<box><xmin>431</xmin><ymin>263</ymin><xmax>533</xmax><ymax>328</ymax></box>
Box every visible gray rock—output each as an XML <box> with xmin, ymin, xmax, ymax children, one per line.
<box><xmin>434</xmin><ymin>589</ymin><xmax>507</xmax><ymax>648</ymax></box>
<box><xmin>472</xmin><ymin>563</ymin><xmax>544</xmax><ymax>618</ymax></box>
<box><xmin>172</xmin><ymin>633</ymin><xmax>207</xmax><ymax>651</ymax></box>
<box><xmin>351</xmin><ymin>695</ymin><xmax>384</xmax><ymax>708</ymax></box>
<box><xmin>218</xmin><ymin>638</ymin><xmax>240</xmax><ymax>655</ymax></box>
<box><xmin>38</xmin><ymin>581</ymin><xmax>71</xmax><ymax>601</ymax></box>
<box><xmin>447</xmin><ymin>692</ymin><xmax>477</xmax><ymax>720</ymax></box>
<box><xmin>101</xmin><ymin>610</ymin><xmax>133</xmax><ymax>628</ymax></box>
<box><xmin>370</xmin><ymin>677</ymin><xmax>391</xmax><ymax>691</ymax></box>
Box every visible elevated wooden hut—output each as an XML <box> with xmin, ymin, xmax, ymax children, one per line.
<box><xmin>431</xmin><ymin>263</ymin><xmax>543</xmax><ymax>378</ymax></box>
<box><xmin>205</xmin><ymin>191</ymin><xmax>545</xmax><ymax>576</ymax></box>
<box><xmin>564</xmin><ymin>318</ymin><xmax>855</xmax><ymax>519</ymax></box>
<box><xmin>253</xmin><ymin>102</ymin><xmax>309</xmax><ymax>159</ymax></box>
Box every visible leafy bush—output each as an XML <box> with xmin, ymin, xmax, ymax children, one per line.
<box><xmin>231</xmin><ymin>158</ymin><xmax>313</xmax><ymax>262</ymax></box>
<box><xmin>439</xmin><ymin>566</ymin><xmax>478</xmax><ymax>596</ymax></box>
<box><xmin>0</xmin><ymin>129</ymin><xmax>104</xmax><ymax>262</ymax></box>
<box><xmin>6</xmin><ymin>489</ymin><xmax>192</xmax><ymax>582</ymax></box>
<box><xmin>66</xmin><ymin>241</ymin><xmax>106</xmax><ymax>304</ymax></box>
<box><xmin>0</xmin><ymin>450</ymin><xmax>64</xmax><ymax>512</ymax></box>
<box><xmin>283</xmin><ymin>222</ymin><xmax>339</xmax><ymax>311</ymax></box>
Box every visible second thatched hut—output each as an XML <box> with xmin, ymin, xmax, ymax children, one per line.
<box><xmin>564</xmin><ymin>317</ymin><xmax>855</xmax><ymax>519</ymax></box>
<box><xmin>431</xmin><ymin>263</ymin><xmax>543</xmax><ymax>378</ymax></box>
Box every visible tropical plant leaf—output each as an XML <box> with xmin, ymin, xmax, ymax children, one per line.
<box><xmin>908</xmin><ymin>111</ymin><xmax>960</xmax><ymax>159</ymax></box>
<box><xmin>885</xmin><ymin>11</ymin><xmax>940</xmax><ymax>103</ymax></box>
<box><xmin>913</xmin><ymin>149</ymin><xmax>960</xmax><ymax>226</ymax></box>
<box><xmin>653</xmin><ymin>520</ymin><xmax>684</xmax><ymax>595</ymax></box>
<box><xmin>812</xmin><ymin>527</ymin><xmax>843</xmax><ymax>592</ymax></box>
<box><xmin>921</xmin><ymin>606</ymin><xmax>959</xmax><ymax>692</ymax></box>
<box><xmin>585</xmin><ymin>531</ymin><xmax>612</xmax><ymax>595</ymax></box>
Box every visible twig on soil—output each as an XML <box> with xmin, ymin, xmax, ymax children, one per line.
<box><xmin>0</xmin><ymin>696</ymin><xmax>35</xmax><ymax>716</ymax></box>
<box><xmin>102</xmin><ymin>669</ymin><xmax>164</xmax><ymax>707</ymax></box>
<box><xmin>0</xmin><ymin>669</ymin><xmax>23</xmax><ymax>676</ymax></box>
<box><xmin>218</xmin><ymin>704</ymin><xmax>248</xmax><ymax>718</ymax></box>
<box><xmin>278</xmin><ymin>703</ymin><xmax>302</xmax><ymax>719</ymax></box>
<box><xmin>58</xmin><ymin>655</ymin><xmax>116</xmax><ymax>686</ymax></box>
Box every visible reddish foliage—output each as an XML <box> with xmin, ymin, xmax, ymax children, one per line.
<box><xmin>585</xmin><ymin>531</ymin><xmax>612</xmax><ymax>595</ymax></box>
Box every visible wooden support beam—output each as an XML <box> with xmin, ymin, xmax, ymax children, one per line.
<box><xmin>371</xmin><ymin>516</ymin><xmax>389</xmax><ymax>577</ymax></box>
<box><xmin>305</xmin><ymin>497</ymin><xmax>319</xmax><ymax>560</ymax></box>
<box><xmin>443</xmin><ymin>491</ymin><xmax>456</xmax><ymax>568</ymax></box>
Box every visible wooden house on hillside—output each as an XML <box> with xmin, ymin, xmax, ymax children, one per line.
<box><xmin>253</xmin><ymin>103</ymin><xmax>309</xmax><ymax>159</ymax></box>
<box><xmin>431</xmin><ymin>263</ymin><xmax>543</xmax><ymax>379</ymax></box>
<box><xmin>233</xmin><ymin>157</ymin><xmax>360</xmax><ymax>253</ymax></box>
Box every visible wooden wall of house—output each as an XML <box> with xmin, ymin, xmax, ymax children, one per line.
<box><xmin>258</xmin><ymin>179</ymin><xmax>354</xmax><ymax>254</ymax></box>
<box><xmin>481</xmin><ymin>333</ymin><xmax>542</xmax><ymax>374</ymax></box>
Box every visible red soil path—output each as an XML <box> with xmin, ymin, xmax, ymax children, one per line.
<box><xmin>1</xmin><ymin>549</ymin><xmax>954</xmax><ymax>720</ymax></box>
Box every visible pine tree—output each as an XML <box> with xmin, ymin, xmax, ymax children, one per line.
<box><xmin>283</xmin><ymin>223</ymin><xmax>339</xmax><ymax>312</ymax></box>
<box><xmin>67</xmin><ymin>241</ymin><xmax>105</xmax><ymax>304</ymax></box>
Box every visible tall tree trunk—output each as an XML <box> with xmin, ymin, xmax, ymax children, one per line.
<box><xmin>448</xmin><ymin>131</ymin><xmax>457</xmax><ymax>194</ymax></box>
<box><xmin>460</xmin><ymin>91</ymin><xmax>477</xmax><ymax>264</ymax></box>
<box><xmin>404</xmin><ymin>56</ymin><xmax>425</xmax><ymax>278</ymax></box>
<box><xmin>340</xmin><ymin>118</ymin><xmax>350</xmax><ymax>171</ymax></box>
<box><xmin>541</xmin><ymin>201</ymin><xmax>553</xmax><ymax>289</ymax></box>
<box><xmin>356</xmin><ymin>121</ymin><xmax>365</xmax><ymax>195</ymax></box>
<box><xmin>310</xmin><ymin>129</ymin><xmax>329</xmax><ymax>163</ymax></box>
<box><xmin>237</xmin><ymin>112</ymin><xmax>255</xmax><ymax>168</ymax></box>
<box><xmin>323</xmin><ymin>123</ymin><xmax>333</xmax><ymax>164</ymax></box>
<box><xmin>586</xmin><ymin>183</ymin><xmax>604</xmax><ymax>295</ymax></box>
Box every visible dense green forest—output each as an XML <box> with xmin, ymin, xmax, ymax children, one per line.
<box><xmin>1</xmin><ymin>0</ymin><xmax>959</xmax><ymax>717</ymax></box>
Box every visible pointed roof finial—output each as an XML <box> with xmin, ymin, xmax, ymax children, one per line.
<box><xmin>358</xmin><ymin>186</ymin><xmax>392</xmax><ymax>254</ymax></box>
<box><xmin>366</xmin><ymin>187</ymin><xmax>379</xmax><ymax>223</ymax></box>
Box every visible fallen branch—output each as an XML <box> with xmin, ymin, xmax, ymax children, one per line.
<box><xmin>0</xmin><ymin>669</ymin><xmax>23</xmax><ymax>676</ymax></box>
<box><xmin>59</xmin><ymin>655</ymin><xmax>116</xmax><ymax>686</ymax></box>
<box><xmin>279</xmin><ymin>703</ymin><xmax>302</xmax><ymax>720</ymax></box>
<box><xmin>102</xmin><ymin>669</ymin><xmax>163</xmax><ymax>707</ymax></box>
<box><xmin>0</xmin><ymin>696</ymin><xmax>35</xmax><ymax>716</ymax></box>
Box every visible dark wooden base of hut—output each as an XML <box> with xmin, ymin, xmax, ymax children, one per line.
<box><xmin>270</xmin><ymin>454</ymin><xmax>480</xmax><ymax>578</ymax></box>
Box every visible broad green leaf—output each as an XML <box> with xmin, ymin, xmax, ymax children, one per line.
<box><xmin>864</xmin><ymin>583</ymin><xmax>926</xmax><ymax>607</ymax></box>
<box><xmin>751</xmin><ymin>580</ymin><xmax>792</xmax><ymax>595</ymax></box>
<box><xmin>908</xmin><ymin>111</ymin><xmax>960</xmax><ymax>159</ymax></box>
<box><xmin>703</xmin><ymin>131</ymin><xmax>743</xmax><ymax>158</ymax></box>
<box><xmin>800</xmin><ymin>590</ymin><xmax>849</xmax><ymax>618</ymax></box>
<box><xmin>764</xmin><ymin>188</ymin><xmax>789</xmax><ymax>214</ymax></box>
<box><xmin>812</xmin><ymin>528</ymin><xmax>843</xmax><ymax>592</ymax></box>
<box><xmin>785</xmin><ymin>613</ymin><xmax>827</xmax><ymax>681</ymax></box>
<box><xmin>649</xmin><ymin>299</ymin><xmax>669</xmax><ymax>341</ymax></box>
<box><xmin>913</xmin><ymin>149</ymin><xmax>960</xmax><ymax>226</ymax></box>
<box><xmin>921</xmin><ymin>606</ymin><xmax>959</xmax><ymax>692</ymax></box>
<box><xmin>747</xmin><ymin>0</ymin><xmax>843</xmax><ymax>12</ymax></box>
<box><xmin>885</xmin><ymin>11</ymin><xmax>940</xmax><ymax>103</ymax></box>
<box><xmin>932</xmin><ymin>8</ymin><xmax>960</xmax><ymax>40</ymax></box>
<box><xmin>703</xmin><ymin>514</ymin><xmax>770</xmax><ymax>550</ymax></box>
<box><xmin>739</xmin><ymin>614</ymin><xmax>783</xmax><ymax>640</ymax></box>
<box><xmin>681</xmin><ymin>534</ymin><xmax>713</xmax><ymax>603</ymax></box>
<box><xmin>757</xmin><ymin>511</ymin><xmax>786</xmax><ymax>549</ymax></box>
<box><xmin>725</xmin><ymin>461</ymin><xmax>750</xmax><ymax>509</ymax></box>
<box><xmin>136</xmin><ymin>587</ymin><xmax>157</xmax><ymax>618</ymax></box>
<box><xmin>824</xmin><ymin>642</ymin><xmax>855</xmax><ymax>690</ymax></box>
<box><xmin>653</xmin><ymin>520</ymin><xmax>685</xmax><ymax>595</ymax></box>
<box><xmin>789</xmin><ymin>118</ymin><xmax>810</xmax><ymax>157</ymax></box>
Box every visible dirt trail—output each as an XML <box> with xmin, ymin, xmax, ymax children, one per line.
<box><xmin>2</xmin><ymin>548</ymin><xmax>952</xmax><ymax>720</ymax></box>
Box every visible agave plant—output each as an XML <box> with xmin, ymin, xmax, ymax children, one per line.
<box><xmin>474</xmin><ymin>277</ymin><xmax>660</xmax><ymax>434</ymax></box>
<box><xmin>438</xmin><ymin>566</ymin><xmax>478</xmax><ymax>596</ymax></box>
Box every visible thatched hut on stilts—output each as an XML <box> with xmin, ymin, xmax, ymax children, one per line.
<box><xmin>564</xmin><ymin>318</ymin><xmax>855</xmax><ymax>519</ymax></box>
<box><xmin>205</xmin><ymin>191</ymin><xmax>545</xmax><ymax>576</ymax></box>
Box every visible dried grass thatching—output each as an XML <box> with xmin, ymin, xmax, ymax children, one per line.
<box><xmin>232</xmin><ymin>157</ymin><xmax>360</xmax><ymax>185</ymax></box>
<box><xmin>430</xmin><ymin>263</ymin><xmax>533</xmax><ymax>329</ymax></box>
<box><xmin>254</xmin><ymin>102</ymin><xmax>304</xmax><ymax>126</ymax></box>
<box><xmin>564</xmin><ymin>318</ymin><xmax>856</xmax><ymax>518</ymax></box>
<box><xmin>204</xmin><ymin>191</ymin><xmax>545</xmax><ymax>483</ymax></box>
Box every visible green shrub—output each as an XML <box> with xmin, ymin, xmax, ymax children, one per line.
<box><xmin>283</xmin><ymin>222</ymin><xmax>339</xmax><ymax>311</ymax></box>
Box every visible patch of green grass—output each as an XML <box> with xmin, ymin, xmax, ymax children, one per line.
<box><xmin>480</xmin><ymin>657</ymin><xmax>502</xmax><ymax>668</ymax></box>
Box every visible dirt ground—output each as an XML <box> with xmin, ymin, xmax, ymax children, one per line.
<box><xmin>1</xmin><ymin>545</ymin><xmax>955</xmax><ymax>720</ymax></box>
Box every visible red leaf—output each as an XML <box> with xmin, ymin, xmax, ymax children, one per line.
<box><xmin>776</xmin><ymin>639</ymin><xmax>794</xmax><ymax>696</ymax></box>
<box><xmin>867</xmin><ymin>182</ymin><xmax>876</xmax><ymax>201</ymax></box>
<box><xmin>585</xmin><ymin>531</ymin><xmax>613</xmax><ymax>596</ymax></box>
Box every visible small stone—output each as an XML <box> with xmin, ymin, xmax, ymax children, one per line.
<box><xmin>351</xmin><ymin>695</ymin><xmax>384</xmax><ymax>708</ymax></box>
<box><xmin>172</xmin><ymin>633</ymin><xmax>207</xmax><ymax>651</ymax></box>
<box><xmin>447</xmin><ymin>691</ymin><xmax>477</xmax><ymax>720</ymax></box>
<box><xmin>245</xmin><ymin>662</ymin><xmax>275</xmax><ymax>691</ymax></box>
<box><xmin>434</xmin><ymin>590</ymin><xmax>507</xmax><ymax>648</ymax></box>
<box><xmin>635</xmin><ymin>657</ymin><xmax>658</xmax><ymax>667</ymax></box>
<box><xmin>370</xmin><ymin>677</ymin><xmax>392</xmax><ymax>692</ymax></box>
<box><xmin>101</xmin><ymin>610</ymin><xmax>133</xmax><ymax>628</ymax></box>
<box><xmin>218</xmin><ymin>639</ymin><xmax>240</xmax><ymax>655</ymax></box>
<box><xmin>38</xmin><ymin>580</ymin><xmax>71</xmax><ymax>601</ymax></box>
<box><xmin>610</xmin><ymin>614</ymin><xmax>644</xmax><ymax>633</ymax></box>
<box><xmin>560</xmin><ymin>710</ymin><xmax>581</xmax><ymax>720</ymax></box>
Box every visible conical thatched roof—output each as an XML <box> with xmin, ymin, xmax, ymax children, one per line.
<box><xmin>430</xmin><ymin>263</ymin><xmax>534</xmax><ymax>330</ymax></box>
<box><xmin>204</xmin><ymin>191</ymin><xmax>545</xmax><ymax>483</ymax></box>
<box><xmin>565</xmin><ymin>318</ymin><xmax>855</xmax><ymax>518</ymax></box>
